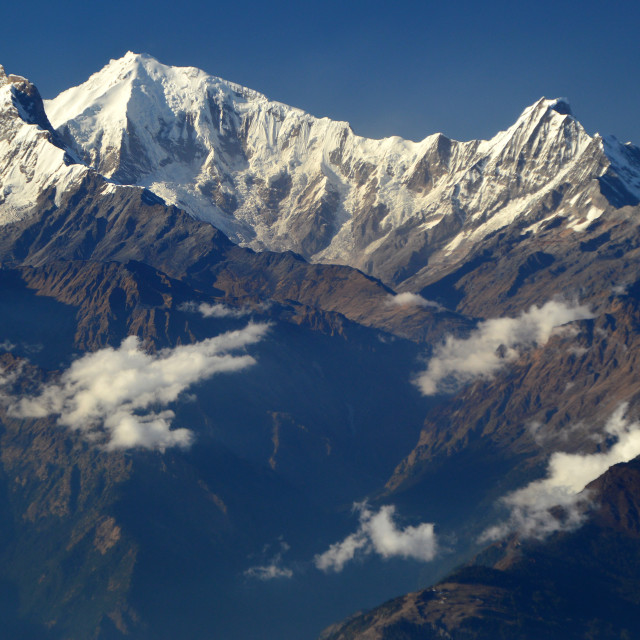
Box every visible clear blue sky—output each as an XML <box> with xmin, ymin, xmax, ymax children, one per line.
<box><xmin>3</xmin><ymin>0</ymin><xmax>639</xmax><ymax>144</ymax></box>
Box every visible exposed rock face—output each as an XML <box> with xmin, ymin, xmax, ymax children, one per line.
<box><xmin>0</xmin><ymin>65</ymin><xmax>87</xmax><ymax>227</ymax></box>
<box><xmin>45</xmin><ymin>54</ymin><xmax>640</xmax><ymax>286</ymax></box>
<box><xmin>386</xmin><ymin>295</ymin><xmax>640</xmax><ymax>498</ymax></box>
<box><xmin>405</xmin><ymin>187</ymin><xmax>640</xmax><ymax>319</ymax></box>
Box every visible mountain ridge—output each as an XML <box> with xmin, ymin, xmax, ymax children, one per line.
<box><xmin>44</xmin><ymin>53</ymin><xmax>640</xmax><ymax>287</ymax></box>
<box><xmin>321</xmin><ymin>456</ymin><xmax>640</xmax><ymax>640</ymax></box>
<box><xmin>1</xmin><ymin>56</ymin><xmax>640</xmax><ymax>639</ymax></box>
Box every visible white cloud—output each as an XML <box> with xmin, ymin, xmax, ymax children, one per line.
<box><xmin>315</xmin><ymin>503</ymin><xmax>438</xmax><ymax>572</ymax></box>
<box><xmin>11</xmin><ymin>323</ymin><xmax>269</xmax><ymax>451</ymax></box>
<box><xmin>180</xmin><ymin>301</ymin><xmax>268</xmax><ymax>319</ymax></box>
<box><xmin>480</xmin><ymin>404</ymin><xmax>640</xmax><ymax>541</ymax></box>
<box><xmin>0</xmin><ymin>340</ymin><xmax>15</xmax><ymax>351</ymax></box>
<box><xmin>386</xmin><ymin>292</ymin><xmax>443</xmax><ymax>311</ymax></box>
<box><xmin>415</xmin><ymin>300</ymin><xmax>593</xmax><ymax>395</ymax></box>
<box><xmin>244</xmin><ymin>564</ymin><xmax>293</xmax><ymax>580</ymax></box>
<box><xmin>316</xmin><ymin>530</ymin><xmax>369</xmax><ymax>573</ymax></box>
<box><xmin>244</xmin><ymin>539</ymin><xmax>293</xmax><ymax>580</ymax></box>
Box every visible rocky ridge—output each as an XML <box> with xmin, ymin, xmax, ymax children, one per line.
<box><xmin>1</xmin><ymin>55</ymin><xmax>640</xmax><ymax>640</ymax></box>
<box><xmin>321</xmin><ymin>457</ymin><xmax>640</xmax><ymax>640</ymax></box>
<box><xmin>45</xmin><ymin>53</ymin><xmax>640</xmax><ymax>287</ymax></box>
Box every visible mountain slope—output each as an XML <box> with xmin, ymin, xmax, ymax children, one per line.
<box><xmin>318</xmin><ymin>291</ymin><xmax>640</xmax><ymax>639</ymax></box>
<box><xmin>0</xmin><ymin>63</ymin><xmax>470</xmax><ymax>639</ymax></box>
<box><xmin>386</xmin><ymin>292</ymin><xmax>640</xmax><ymax>496</ymax></box>
<box><xmin>0</xmin><ymin>270</ymin><xmax>437</xmax><ymax>639</ymax></box>
<box><xmin>3</xmin><ymin>55</ymin><xmax>640</xmax><ymax>640</ymax></box>
<box><xmin>320</xmin><ymin>457</ymin><xmax>640</xmax><ymax>640</ymax></box>
<box><xmin>46</xmin><ymin>53</ymin><xmax>640</xmax><ymax>286</ymax></box>
<box><xmin>0</xmin><ymin>65</ymin><xmax>87</xmax><ymax>226</ymax></box>
<box><xmin>1</xmin><ymin>65</ymin><xmax>469</xmax><ymax>344</ymax></box>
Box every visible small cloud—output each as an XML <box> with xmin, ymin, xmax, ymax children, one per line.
<box><xmin>386</xmin><ymin>292</ymin><xmax>443</xmax><ymax>311</ymax></box>
<box><xmin>244</xmin><ymin>564</ymin><xmax>293</xmax><ymax>580</ymax></box>
<box><xmin>315</xmin><ymin>530</ymin><xmax>368</xmax><ymax>573</ymax></box>
<box><xmin>10</xmin><ymin>323</ymin><xmax>270</xmax><ymax>451</ymax></box>
<box><xmin>527</xmin><ymin>420</ymin><xmax>545</xmax><ymax>446</ymax></box>
<box><xmin>0</xmin><ymin>340</ymin><xmax>15</xmax><ymax>352</ymax></box>
<box><xmin>415</xmin><ymin>300</ymin><xmax>593</xmax><ymax>396</ymax></box>
<box><xmin>480</xmin><ymin>404</ymin><xmax>640</xmax><ymax>542</ymax></box>
<box><xmin>180</xmin><ymin>301</ymin><xmax>270</xmax><ymax>319</ymax></box>
<box><xmin>315</xmin><ymin>503</ymin><xmax>438</xmax><ymax>572</ymax></box>
<box><xmin>245</xmin><ymin>538</ymin><xmax>293</xmax><ymax>580</ymax></box>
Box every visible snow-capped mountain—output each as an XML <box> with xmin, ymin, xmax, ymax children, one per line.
<box><xmin>0</xmin><ymin>65</ymin><xmax>461</xmax><ymax>343</ymax></box>
<box><xmin>45</xmin><ymin>52</ymin><xmax>640</xmax><ymax>285</ymax></box>
<box><xmin>0</xmin><ymin>66</ymin><xmax>87</xmax><ymax>226</ymax></box>
<box><xmin>3</xmin><ymin>55</ymin><xmax>640</xmax><ymax>640</ymax></box>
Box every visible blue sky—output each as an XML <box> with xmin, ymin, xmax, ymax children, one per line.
<box><xmin>3</xmin><ymin>0</ymin><xmax>639</xmax><ymax>144</ymax></box>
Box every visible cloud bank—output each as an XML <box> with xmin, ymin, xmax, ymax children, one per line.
<box><xmin>416</xmin><ymin>300</ymin><xmax>593</xmax><ymax>395</ymax></box>
<box><xmin>481</xmin><ymin>404</ymin><xmax>640</xmax><ymax>541</ymax></box>
<box><xmin>386</xmin><ymin>292</ymin><xmax>443</xmax><ymax>311</ymax></box>
<box><xmin>11</xmin><ymin>323</ymin><xmax>269</xmax><ymax>451</ymax></box>
<box><xmin>315</xmin><ymin>503</ymin><xmax>437</xmax><ymax>572</ymax></box>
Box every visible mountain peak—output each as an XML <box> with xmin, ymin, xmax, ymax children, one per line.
<box><xmin>0</xmin><ymin>67</ymin><xmax>87</xmax><ymax>227</ymax></box>
<box><xmin>515</xmin><ymin>96</ymin><xmax>575</xmax><ymax>127</ymax></box>
<box><xmin>122</xmin><ymin>50</ymin><xmax>152</xmax><ymax>60</ymax></box>
<box><xmin>101</xmin><ymin>51</ymin><xmax>248</xmax><ymax>94</ymax></box>
<box><xmin>106</xmin><ymin>51</ymin><xmax>171</xmax><ymax>79</ymax></box>
<box><xmin>0</xmin><ymin>65</ymin><xmax>54</xmax><ymax>132</ymax></box>
<box><xmin>108</xmin><ymin>50</ymin><xmax>157</xmax><ymax>68</ymax></box>
<box><xmin>547</xmin><ymin>97</ymin><xmax>572</xmax><ymax>116</ymax></box>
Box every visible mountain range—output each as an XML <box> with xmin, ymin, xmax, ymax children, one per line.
<box><xmin>1</xmin><ymin>53</ymin><xmax>640</xmax><ymax>639</ymax></box>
